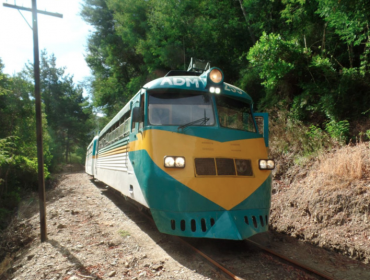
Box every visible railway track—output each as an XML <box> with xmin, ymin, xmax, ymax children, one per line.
<box><xmin>179</xmin><ymin>235</ymin><xmax>335</xmax><ymax>280</ymax></box>
<box><xmin>97</xmin><ymin>182</ymin><xmax>355</xmax><ymax>280</ymax></box>
<box><xmin>130</xmin><ymin>200</ymin><xmax>335</xmax><ymax>280</ymax></box>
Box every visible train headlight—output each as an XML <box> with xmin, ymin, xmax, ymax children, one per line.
<box><xmin>209</xmin><ymin>69</ymin><xmax>223</xmax><ymax>83</ymax></box>
<box><xmin>215</xmin><ymin>87</ymin><xmax>221</xmax><ymax>94</ymax></box>
<box><xmin>175</xmin><ymin>157</ymin><xmax>185</xmax><ymax>168</ymax></box>
<box><xmin>164</xmin><ymin>156</ymin><xmax>185</xmax><ymax>168</ymax></box>
<box><xmin>259</xmin><ymin>159</ymin><xmax>275</xmax><ymax>170</ymax></box>
<box><xmin>267</xmin><ymin>160</ymin><xmax>275</xmax><ymax>169</ymax></box>
<box><xmin>210</xmin><ymin>87</ymin><xmax>215</xmax><ymax>93</ymax></box>
<box><xmin>164</xmin><ymin>157</ymin><xmax>175</xmax><ymax>167</ymax></box>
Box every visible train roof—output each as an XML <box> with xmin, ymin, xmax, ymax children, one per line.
<box><xmin>143</xmin><ymin>67</ymin><xmax>253</xmax><ymax>103</ymax></box>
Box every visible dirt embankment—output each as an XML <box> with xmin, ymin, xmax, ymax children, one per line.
<box><xmin>270</xmin><ymin>143</ymin><xmax>370</xmax><ymax>263</ymax></box>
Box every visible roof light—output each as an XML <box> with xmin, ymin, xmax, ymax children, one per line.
<box><xmin>209</xmin><ymin>69</ymin><xmax>223</xmax><ymax>83</ymax></box>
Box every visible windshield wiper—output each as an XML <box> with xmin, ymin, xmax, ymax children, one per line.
<box><xmin>178</xmin><ymin>109</ymin><xmax>209</xmax><ymax>130</ymax></box>
<box><xmin>178</xmin><ymin>117</ymin><xmax>209</xmax><ymax>130</ymax></box>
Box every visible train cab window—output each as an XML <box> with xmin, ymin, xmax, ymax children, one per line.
<box><xmin>148</xmin><ymin>92</ymin><xmax>215</xmax><ymax>126</ymax></box>
<box><xmin>215</xmin><ymin>96</ymin><xmax>256</xmax><ymax>132</ymax></box>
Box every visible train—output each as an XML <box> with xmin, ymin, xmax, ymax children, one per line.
<box><xmin>85</xmin><ymin>60</ymin><xmax>274</xmax><ymax>240</ymax></box>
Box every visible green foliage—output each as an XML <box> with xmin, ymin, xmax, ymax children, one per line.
<box><xmin>270</xmin><ymin>110</ymin><xmax>333</xmax><ymax>161</ymax></box>
<box><xmin>23</xmin><ymin>51</ymin><xmax>93</xmax><ymax>169</ymax></box>
<box><xmin>0</xmin><ymin>55</ymin><xmax>93</xmax><ymax>228</ymax></box>
<box><xmin>78</xmin><ymin>0</ymin><xmax>370</xmax><ymax>167</ymax></box>
<box><xmin>325</xmin><ymin>120</ymin><xmax>350</xmax><ymax>143</ymax></box>
<box><xmin>247</xmin><ymin>32</ymin><xmax>302</xmax><ymax>89</ymax></box>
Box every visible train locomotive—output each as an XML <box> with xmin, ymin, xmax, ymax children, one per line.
<box><xmin>85</xmin><ymin>61</ymin><xmax>274</xmax><ymax>240</ymax></box>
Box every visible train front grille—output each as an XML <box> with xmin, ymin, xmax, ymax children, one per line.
<box><xmin>194</xmin><ymin>158</ymin><xmax>253</xmax><ymax>176</ymax></box>
<box><xmin>194</xmin><ymin>158</ymin><xmax>216</xmax><ymax>175</ymax></box>
<box><xmin>216</xmin><ymin>158</ymin><xmax>236</xmax><ymax>175</ymax></box>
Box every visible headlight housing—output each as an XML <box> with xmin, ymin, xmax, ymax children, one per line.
<box><xmin>164</xmin><ymin>156</ymin><xmax>185</xmax><ymax>168</ymax></box>
<box><xmin>209</xmin><ymin>69</ymin><xmax>223</xmax><ymax>83</ymax></box>
<box><xmin>259</xmin><ymin>159</ymin><xmax>275</xmax><ymax>170</ymax></box>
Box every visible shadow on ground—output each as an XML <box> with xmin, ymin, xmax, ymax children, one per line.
<box><xmin>91</xmin><ymin>179</ymin><xmax>259</xmax><ymax>280</ymax></box>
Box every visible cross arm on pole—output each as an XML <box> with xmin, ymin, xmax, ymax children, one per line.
<box><xmin>3</xmin><ymin>3</ymin><xmax>63</xmax><ymax>18</ymax></box>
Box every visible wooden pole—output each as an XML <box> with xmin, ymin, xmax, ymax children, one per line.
<box><xmin>31</xmin><ymin>0</ymin><xmax>47</xmax><ymax>242</ymax></box>
<box><xmin>3</xmin><ymin>0</ymin><xmax>63</xmax><ymax>242</ymax></box>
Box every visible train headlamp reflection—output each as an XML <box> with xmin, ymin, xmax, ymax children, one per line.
<box><xmin>164</xmin><ymin>156</ymin><xmax>185</xmax><ymax>168</ymax></box>
<box><xmin>259</xmin><ymin>159</ymin><xmax>275</xmax><ymax>170</ymax></box>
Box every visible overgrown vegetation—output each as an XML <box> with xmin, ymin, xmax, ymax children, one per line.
<box><xmin>0</xmin><ymin>55</ymin><xmax>93</xmax><ymax>229</ymax></box>
<box><xmin>2</xmin><ymin>0</ymin><xmax>370</xmax><ymax>229</ymax></box>
<box><xmin>80</xmin><ymin>0</ymin><xmax>370</xmax><ymax>151</ymax></box>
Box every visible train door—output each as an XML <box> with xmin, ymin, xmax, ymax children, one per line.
<box><xmin>254</xmin><ymin>112</ymin><xmax>269</xmax><ymax>148</ymax></box>
<box><xmin>127</xmin><ymin>91</ymin><xmax>147</xmax><ymax>205</ymax></box>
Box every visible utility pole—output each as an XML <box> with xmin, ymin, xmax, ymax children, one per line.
<box><xmin>3</xmin><ymin>1</ymin><xmax>63</xmax><ymax>242</ymax></box>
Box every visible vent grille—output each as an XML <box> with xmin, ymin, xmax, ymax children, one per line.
<box><xmin>194</xmin><ymin>158</ymin><xmax>216</xmax><ymax>175</ymax></box>
<box><xmin>235</xmin><ymin>159</ymin><xmax>253</xmax><ymax>176</ymax></box>
<box><xmin>216</xmin><ymin>158</ymin><xmax>236</xmax><ymax>175</ymax></box>
<box><xmin>195</xmin><ymin>158</ymin><xmax>253</xmax><ymax>176</ymax></box>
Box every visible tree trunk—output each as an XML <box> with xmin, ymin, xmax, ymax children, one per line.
<box><xmin>322</xmin><ymin>22</ymin><xmax>328</xmax><ymax>54</ymax></box>
<box><xmin>238</xmin><ymin>0</ymin><xmax>256</xmax><ymax>45</ymax></box>
<box><xmin>65</xmin><ymin>131</ymin><xmax>69</xmax><ymax>163</ymax></box>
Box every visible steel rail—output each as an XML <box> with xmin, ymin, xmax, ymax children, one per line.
<box><xmin>125</xmin><ymin>199</ymin><xmax>243</xmax><ymax>280</ymax></box>
<box><xmin>246</xmin><ymin>239</ymin><xmax>338</xmax><ymax>280</ymax></box>
<box><xmin>101</xmin><ymin>187</ymin><xmax>335</xmax><ymax>280</ymax></box>
<box><xmin>175</xmin><ymin>236</ymin><xmax>244</xmax><ymax>280</ymax></box>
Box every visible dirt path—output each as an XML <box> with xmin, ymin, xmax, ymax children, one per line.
<box><xmin>1</xmin><ymin>172</ymin><xmax>225</xmax><ymax>280</ymax></box>
<box><xmin>2</xmin><ymin>165</ymin><xmax>370</xmax><ymax>280</ymax></box>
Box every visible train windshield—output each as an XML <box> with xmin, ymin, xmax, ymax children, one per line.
<box><xmin>215</xmin><ymin>96</ymin><xmax>256</xmax><ymax>132</ymax></box>
<box><xmin>148</xmin><ymin>92</ymin><xmax>215</xmax><ymax>126</ymax></box>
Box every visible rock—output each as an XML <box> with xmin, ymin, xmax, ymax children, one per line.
<box><xmin>57</xmin><ymin>224</ymin><xmax>67</xmax><ymax>229</ymax></box>
<box><xmin>125</xmin><ymin>262</ymin><xmax>130</xmax><ymax>268</ymax></box>
<box><xmin>108</xmin><ymin>238</ymin><xmax>121</xmax><ymax>247</ymax></box>
<box><xmin>152</xmin><ymin>264</ymin><xmax>163</xmax><ymax>271</ymax></box>
<box><xmin>69</xmin><ymin>276</ymin><xmax>81</xmax><ymax>280</ymax></box>
<box><xmin>26</xmin><ymin>254</ymin><xmax>35</xmax><ymax>260</ymax></box>
<box><xmin>139</xmin><ymin>272</ymin><xmax>146</xmax><ymax>277</ymax></box>
<box><xmin>108</xmin><ymin>271</ymin><xmax>116</xmax><ymax>277</ymax></box>
<box><xmin>71</xmin><ymin>210</ymin><xmax>80</xmax><ymax>215</ymax></box>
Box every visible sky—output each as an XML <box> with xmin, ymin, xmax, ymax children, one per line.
<box><xmin>0</xmin><ymin>0</ymin><xmax>91</xmax><ymax>85</ymax></box>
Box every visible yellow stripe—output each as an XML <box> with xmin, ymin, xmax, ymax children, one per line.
<box><xmin>99</xmin><ymin>145</ymin><xmax>128</xmax><ymax>158</ymax></box>
<box><xmin>129</xmin><ymin>129</ymin><xmax>270</xmax><ymax>210</ymax></box>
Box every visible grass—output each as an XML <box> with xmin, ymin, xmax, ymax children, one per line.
<box><xmin>317</xmin><ymin>143</ymin><xmax>369</xmax><ymax>188</ymax></box>
<box><xmin>118</xmin><ymin>229</ymin><xmax>130</xmax><ymax>237</ymax></box>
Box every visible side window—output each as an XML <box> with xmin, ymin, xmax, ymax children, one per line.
<box><xmin>139</xmin><ymin>94</ymin><xmax>144</xmax><ymax>130</ymax></box>
<box><xmin>131</xmin><ymin>102</ymin><xmax>138</xmax><ymax>132</ymax></box>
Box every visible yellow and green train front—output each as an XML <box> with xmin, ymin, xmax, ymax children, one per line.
<box><xmin>129</xmin><ymin>68</ymin><xmax>272</xmax><ymax>240</ymax></box>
